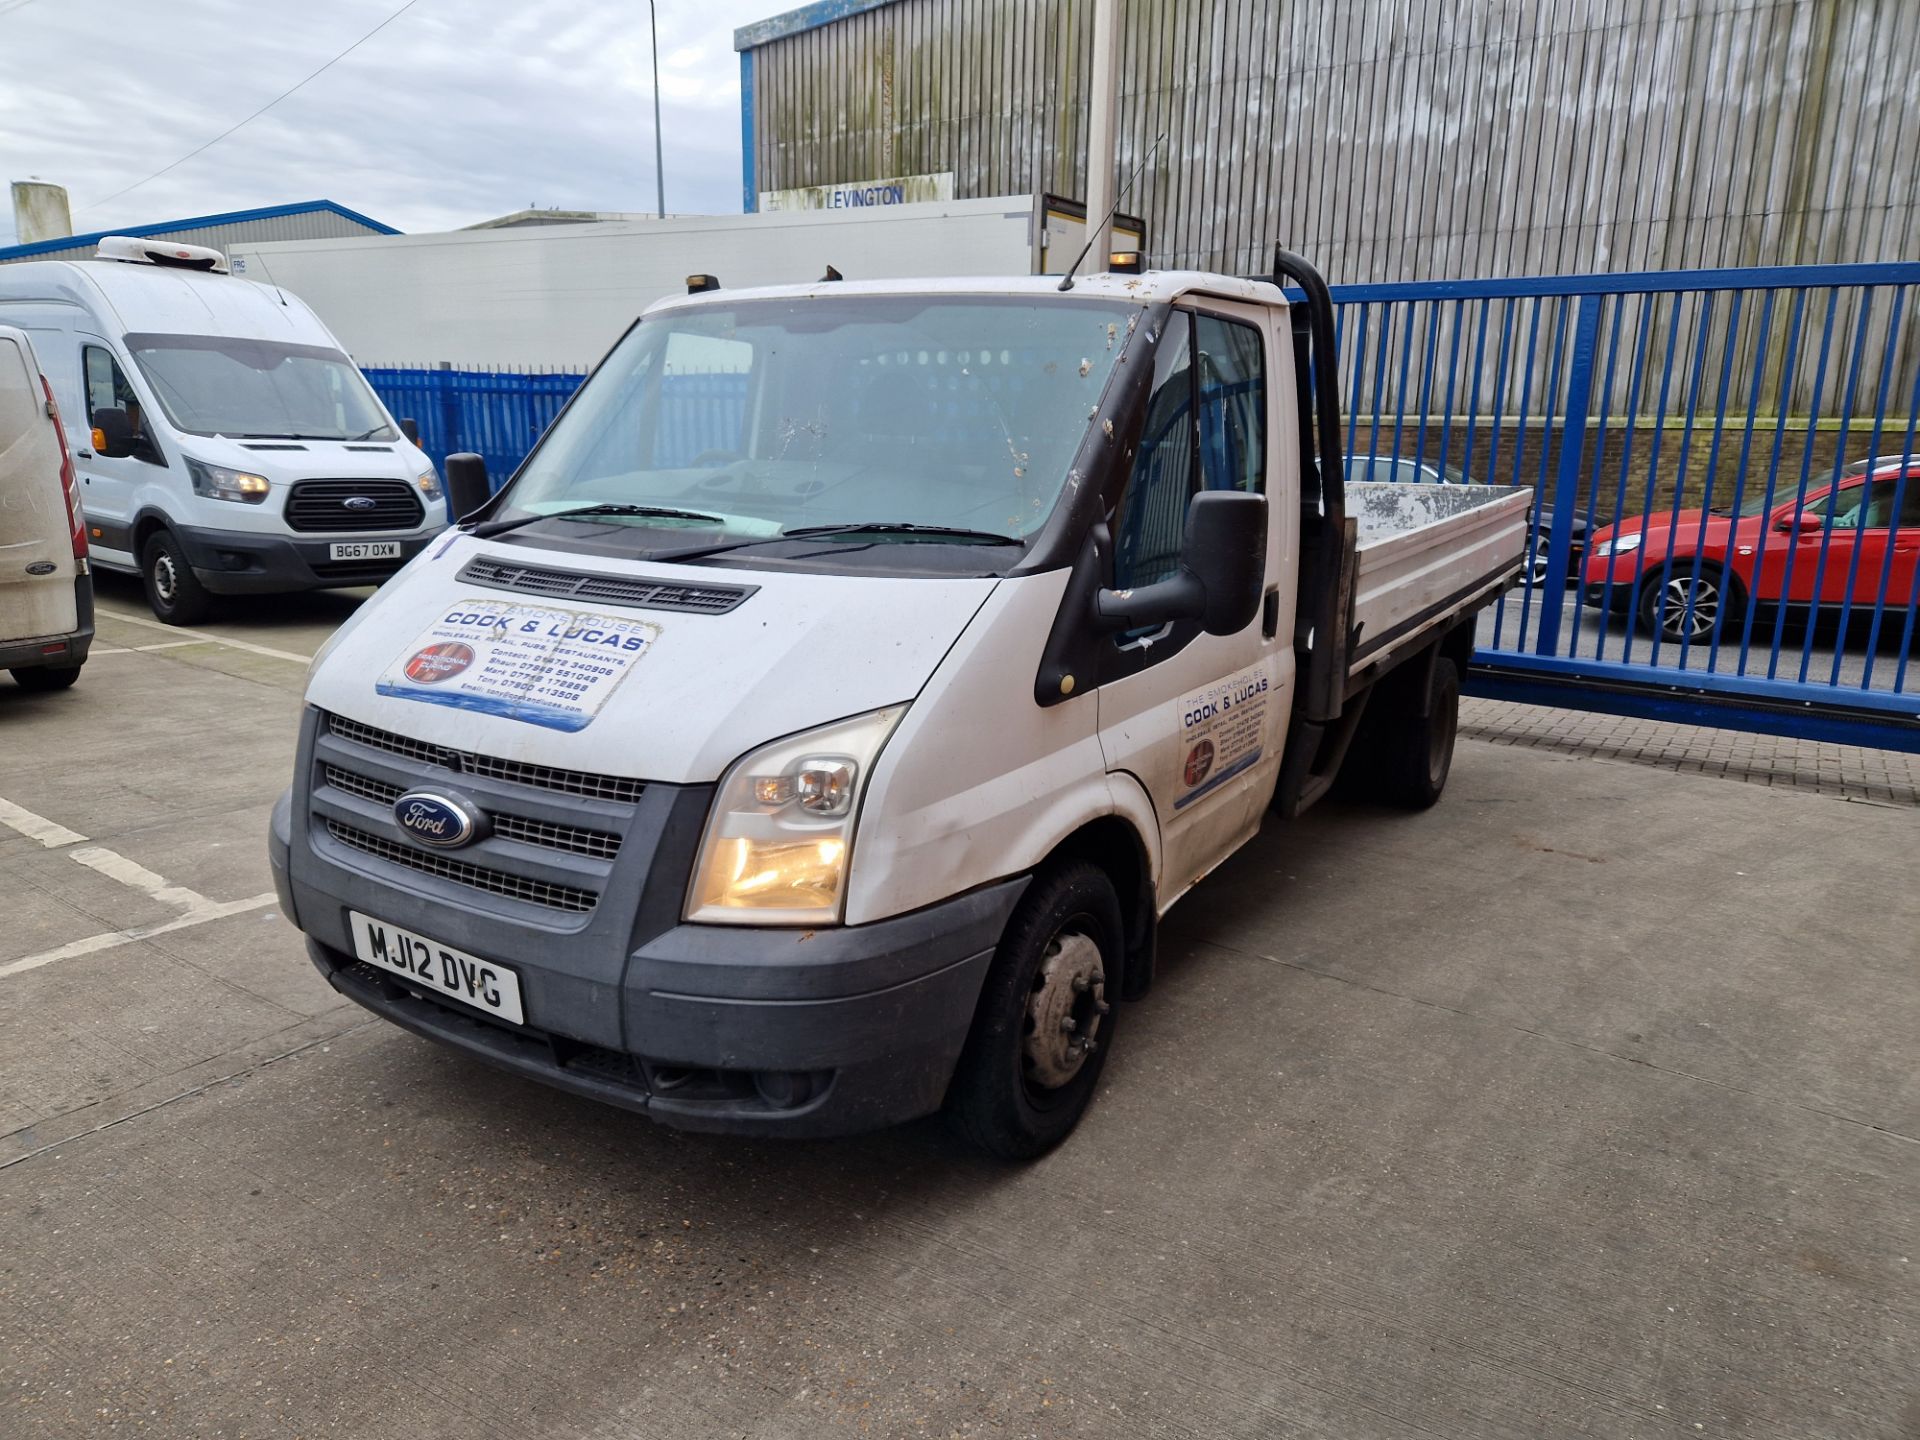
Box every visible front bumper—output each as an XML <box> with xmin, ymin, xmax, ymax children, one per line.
<box><xmin>271</xmin><ymin>782</ymin><xmax>1024</xmax><ymax>1138</ymax></box>
<box><xmin>177</xmin><ymin>521</ymin><xmax>442</xmax><ymax>594</ymax></box>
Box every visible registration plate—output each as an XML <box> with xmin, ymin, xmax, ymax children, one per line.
<box><xmin>348</xmin><ymin>911</ymin><xmax>525</xmax><ymax>1025</ymax></box>
<box><xmin>330</xmin><ymin>541</ymin><xmax>401</xmax><ymax>561</ymax></box>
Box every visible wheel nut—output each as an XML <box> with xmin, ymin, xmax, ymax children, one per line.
<box><xmin>1095</xmin><ymin>1000</ymin><xmax>1111</xmax><ymax>1015</ymax></box>
<box><xmin>1059</xmin><ymin>1016</ymin><xmax>1077</xmax><ymax>1034</ymax></box>
<box><xmin>1071</xmin><ymin>976</ymin><xmax>1090</xmax><ymax>994</ymax></box>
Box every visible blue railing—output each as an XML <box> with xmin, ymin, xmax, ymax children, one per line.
<box><xmin>364</xmin><ymin>259</ymin><xmax>1920</xmax><ymax>752</ymax></box>
<box><xmin>364</xmin><ymin>366</ymin><xmax>584</xmax><ymax>483</ymax></box>
<box><xmin>1324</xmin><ymin>261</ymin><xmax>1920</xmax><ymax>752</ymax></box>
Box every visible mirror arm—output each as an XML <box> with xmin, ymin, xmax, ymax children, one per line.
<box><xmin>1093</xmin><ymin>571</ymin><xmax>1205</xmax><ymax>631</ymax></box>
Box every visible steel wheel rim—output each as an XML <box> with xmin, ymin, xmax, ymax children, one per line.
<box><xmin>1022</xmin><ymin>928</ymin><xmax>1108</xmax><ymax>1093</ymax></box>
<box><xmin>152</xmin><ymin>552</ymin><xmax>178</xmax><ymax>603</ymax></box>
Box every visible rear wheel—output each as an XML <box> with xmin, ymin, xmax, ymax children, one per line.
<box><xmin>945</xmin><ymin>861</ymin><xmax>1123</xmax><ymax>1160</ymax></box>
<box><xmin>9</xmin><ymin>665</ymin><xmax>81</xmax><ymax>692</ymax></box>
<box><xmin>1349</xmin><ymin>655</ymin><xmax>1460</xmax><ymax>811</ymax></box>
<box><xmin>142</xmin><ymin>529</ymin><xmax>213</xmax><ymax>625</ymax></box>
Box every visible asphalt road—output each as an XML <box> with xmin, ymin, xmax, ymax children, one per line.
<box><xmin>3</xmin><ymin>577</ymin><xmax>1916</xmax><ymax>1439</ymax></box>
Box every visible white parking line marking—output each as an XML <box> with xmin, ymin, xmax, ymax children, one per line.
<box><xmin>94</xmin><ymin>605</ymin><xmax>313</xmax><ymax>663</ymax></box>
<box><xmin>0</xmin><ymin>894</ymin><xmax>279</xmax><ymax>979</ymax></box>
<box><xmin>0</xmin><ymin>798</ymin><xmax>88</xmax><ymax>849</ymax></box>
<box><xmin>134</xmin><ymin>640</ymin><xmax>204</xmax><ymax>652</ymax></box>
<box><xmin>68</xmin><ymin>846</ymin><xmax>207</xmax><ymax>910</ymax></box>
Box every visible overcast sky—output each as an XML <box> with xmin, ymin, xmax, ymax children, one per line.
<box><xmin>0</xmin><ymin>0</ymin><xmax>786</xmax><ymax>246</ymax></box>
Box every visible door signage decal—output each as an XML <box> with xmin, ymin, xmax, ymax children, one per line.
<box><xmin>1173</xmin><ymin>666</ymin><xmax>1269</xmax><ymax>809</ymax></box>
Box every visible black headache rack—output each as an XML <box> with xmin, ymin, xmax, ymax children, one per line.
<box><xmin>1260</xmin><ymin>247</ymin><xmax>1370</xmax><ymax>818</ymax></box>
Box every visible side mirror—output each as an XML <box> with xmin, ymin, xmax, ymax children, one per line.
<box><xmin>398</xmin><ymin>417</ymin><xmax>421</xmax><ymax>446</ymax></box>
<box><xmin>91</xmin><ymin>406</ymin><xmax>134</xmax><ymax>458</ymax></box>
<box><xmin>1775</xmin><ymin>512</ymin><xmax>1821</xmax><ymax>534</ymax></box>
<box><xmin>443</xmin><ymin>453</ymin><xmax>492</xmax><ymax>522</ymax></box>
<box><xmin>1096</xmin><ymin>490</ymin><xmax>1267</xmax><ymax>637</ymax></box>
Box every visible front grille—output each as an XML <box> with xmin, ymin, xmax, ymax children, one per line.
<box><xmin>458</xmin><ymin>556</ymin><xmax>755</xmax><ymax>615</ymax></box>
<box><xmin>325</xmin><ymin>820</ymin><xmax>598</xmax><ymax>913</ymax></box>
<box><xmin>285</xmin><ymin>478</ymin><xmax>424</xmax><ymax>533</ymax></box>
<box><xmin>321</xmin><ymin>764</ymin><xmax>623</xmax><ymax>860</ymax></box>
<box><xmin>324</xmin><ymin>712</ymin><xmax>644</xmax><ymax>803</ymax></box>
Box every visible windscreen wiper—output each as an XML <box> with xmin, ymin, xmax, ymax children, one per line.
<box><xmin>467</xmin><ymin>503</ymin><xmax>729</xmax><ymax>540</ymax></box>
<box><xmin>649</xmin><ymin>521</ymin><xmax>1026</xmax><ymax>564</ymax></box>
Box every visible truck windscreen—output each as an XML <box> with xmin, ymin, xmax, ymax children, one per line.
<box><xmin>124</xmin><ymin>333</ymin><xmax>397</xmax><ymax>442</ymax></box>
<box><xmin>504</xmin><ymin>295</ymin><xmax>1145</xmax><ymax>547</ymax></box>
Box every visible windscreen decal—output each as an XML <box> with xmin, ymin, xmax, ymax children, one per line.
<box><xmin>1173</xmin><ymin>666</ymin><xmax>1270</xmax><ymax>810</ymax></box>
<box><xmin>375</xmin><ymin>599</ymin><xmax>661</xmax><ymax>733</ymax></box>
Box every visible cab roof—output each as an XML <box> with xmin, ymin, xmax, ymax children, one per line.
<box><xmin>644</xmin><ymin>269</ymin><xmax>1288</xmax><ymax>318</ymax></box>
<box><xmin>0</xmin><ymin>257</ymin><xmax>337</xmax><ymax>348</ymax></box>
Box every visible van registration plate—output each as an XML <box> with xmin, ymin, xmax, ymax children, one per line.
<box><xmin>348</xmin><ymin>911</ymin><xmax>525</xmax><ymax>1025</ymax></box>
<box><xmin>331</xmin><ymin>541</ymin><xmax>401</xmax><ymax>561</ymax></box>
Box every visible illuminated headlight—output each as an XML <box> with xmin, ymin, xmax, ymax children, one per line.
<box><xmin>415</xmin><ymin>464</ymin><xmax>442</xmax><ymax>500</ymax></box>
<box><xmin>687</xmin><ymin>705</ymin><xmax>906</xmax><ymax>925</ymax></box>
<box><xmin>1595</xmin><ymin>532</ymin><xmax>1643</xmax><ymax>557</ymax></box>
<box><xmin>186</xmin><ymin>457</ymin><xmax>270</xmax><ymax>504</ymax></box>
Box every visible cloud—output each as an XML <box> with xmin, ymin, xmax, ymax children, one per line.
<box><xmin>0</xmin><ymin>0</ymin><xmax>779</xmax><ymax>244</ymax></box>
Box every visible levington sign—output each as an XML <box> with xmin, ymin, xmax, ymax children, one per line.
<box><xmin>758</xmin><ymin>172</ymin><xmax>955</xmax><ymax>212</ymax></box>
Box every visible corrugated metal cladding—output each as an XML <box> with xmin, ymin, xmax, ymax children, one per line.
<box><xmin>1</xmin><ymin>209</ymin><xmax>387</xmax><ymax>266</ymax></box>
<box><xmin>745</xmin><ymin>0</ymin><xmax>1920</xmax><ymax>282</ymax></box>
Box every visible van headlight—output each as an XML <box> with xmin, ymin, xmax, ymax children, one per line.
<box><xmin>186</xmin><ymin>457</ymin><xmax>270</xmax><ymax>504</ymax></box>
<box><xmin>415</xmin><ymin>464</ymin><xmax>442</xmax><ymax>500</ymax></box>
<box><xmin>686</xmin><ymin>705</ymin><xmax>907</xmax><ymax>925</ymax></box>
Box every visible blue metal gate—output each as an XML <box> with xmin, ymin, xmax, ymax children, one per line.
<box><xmin>1326</xmin><ymin>262</ymin><xmax>1920</xmax><ymax>753</ymax></box>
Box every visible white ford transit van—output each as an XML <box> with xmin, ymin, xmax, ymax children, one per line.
<box><xmin>0</xmin><ymin>324</ymin><xmax>92</xmax><ymax>689</ymax></box>
<box><xmin>0</xmin><ymin>238</ymin><xmax>447</xmax><ymax>624</ymax></box>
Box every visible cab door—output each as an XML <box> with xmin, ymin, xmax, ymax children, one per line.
<box><xmin>76</xmin><ymin>338</ymin><xmax>166</xmax><ymax>568</ymax></box>
<box><xmin>1095</xmin><ymin>300</ymin><xmax>1296</xmax><ymax>908</ymax></box>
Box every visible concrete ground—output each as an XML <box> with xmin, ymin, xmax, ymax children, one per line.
<box><xmin>2</xmin><ymin>575</ymin><xmax>1916</xmax><ymax>1439</ymax></box>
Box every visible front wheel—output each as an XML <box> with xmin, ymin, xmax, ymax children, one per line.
<box><xmin>141</xmin><ymin>529</ymin><xmax>213</xmax><ymax>625</ymax></box>
<box><xmin>945</xmin><ymin>861</ymin><xmax>1124</xmax><ymax>1160</ymax></box>
<box><xmin>1638</xmin><ymin>566</ymin><xmax>1740</xmax><ymax>644</ymax></box>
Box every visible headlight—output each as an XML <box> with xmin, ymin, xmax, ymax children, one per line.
<box><xmin>687</xmin><ymin>705</ymin><xmax>907</xmax><ymax>925</ymax></box>
<box><xmin>186</xmin><ymin>457</ymin><xmax>270</xmax><ymax>504</ymax></box>
<box><xmin>415</xmin><ymin>464</ymin><xmax>442</xmax><ymax>500</ymax></box>
<box><xmin>1596</xmin><ymin>532</ymin><xmax>1643</xmax><ymax>557</ymax></box>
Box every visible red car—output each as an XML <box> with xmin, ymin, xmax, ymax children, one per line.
<box><xmin>1582</xmin><ymin>458</ymin><xmax>1920</xmax><ymax>642</ymax></box>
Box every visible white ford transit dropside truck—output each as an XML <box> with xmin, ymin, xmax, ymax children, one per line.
<box><xmin>270</xmin><ymin>251</ymin><xmax>1529</xmax><ymax>1158</ymax></box>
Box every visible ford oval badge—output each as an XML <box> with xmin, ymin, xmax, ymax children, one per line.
<box><xmin>343</xmin><ymin>495</ymin><xmax>378</xmax><ymax>511</ymax></box>
<box><xmin>393</xmin><ymin>790</ymin><xmax>485</xmax><ymax>848</ymax></box>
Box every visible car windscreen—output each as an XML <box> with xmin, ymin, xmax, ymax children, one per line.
<box><xmin>501</xmin><ymin>294</ymin><xmax>1145</xmax><ymax>547</ymax></box>
<box><xmin>124</xmin><ymin>333</ymin><xmax>396</xmax><ymax>441</ymax></box>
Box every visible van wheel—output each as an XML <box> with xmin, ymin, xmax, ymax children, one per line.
<box><xmin>945</xmin><ymin>861</ymin><xmax>1123</xmax><ymax>1160</ymax></box>
<box><xmin>1375</xmin><ymin>656</ymin><xmax>1460</xmax><ymax>810</ymax></box>
<box><xmin>142</xmin><ymin>530</ymin><xmax>212</xmax><ymax>625</ymax></box>
<box><xmin>10</xmin><ymin>665</ymin><xmax>81</xmax><ymax>692</ymax></box>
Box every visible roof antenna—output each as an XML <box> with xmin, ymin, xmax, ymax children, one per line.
<box><xmin>1058</xmin><ymin>132</ymin><xmax>1164</xmax><ymax>292</ymax></box>
<box><xmin>246</xmin><ymin>246</ymin><xmax>290</xmax><ymax>307</ymax></box>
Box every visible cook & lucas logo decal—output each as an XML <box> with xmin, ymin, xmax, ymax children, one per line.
<box><xmin>1174</xmin><ymin>665</ymin><xmax>1270</xmax><ymax>809</ymax></box>
<box><xmin>376</xmin><ymin>599</ymin><xmax>662</xmax><ymax>733</ymax></box>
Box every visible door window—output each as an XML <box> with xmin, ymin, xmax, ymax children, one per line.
<box><xmin>1194</xmin><ymin>314</ymin><xmax>1265</xmax><ymax>494</ymax></box>
<box><xmin>82</xmin><ymin>345</ymin><xmax>162</xmax><ymax>464</ymax></box>
<box><xmin>1113</xmin><ymin>314</ymin><xmax>1196</xmax><ymax>590</ymax></box>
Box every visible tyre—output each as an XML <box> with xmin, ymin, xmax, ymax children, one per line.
<box><xmin>1528</xmin><ymin>534</ymin><xmax>1551</xmax><ymax>588</ymax></box>
<box><xmin>1638</xmin><ymin>565</ymin><xmax>1739</xmax><ymax>644</ymax></box>
<box><xmin>9</xmin><ymin>665</ymin><xmax>81</xmax><ymax>692</ymax></box>
<box><xmin>141</xmin><ymin>529</ymin><xmax>213</xmax><ymax>625</ymax></box>
<box><xmin>1371</xmin><ymin>655</ymin><xmax>1460</xmax><ymax>811</ymax></box>
<box><xmin>945</xmin><ymin>860</ymin><xmax>1124</xmax><ymax>1160</ymax></box>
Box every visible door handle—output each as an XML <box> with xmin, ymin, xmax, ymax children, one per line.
<box><xmin>1261</xmin><ymin>585</ymin><xmax>1280</xmax><ymax>639</ymax></box>
<box><xmin>75</xmin><ymin>449</ymin><xmax>92</xmax><ymax>458</ymax></box>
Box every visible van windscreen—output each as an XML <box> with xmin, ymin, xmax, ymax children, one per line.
<box><xmin>124</xmin><ymin>333</ymin><xmax>396</xmax><ymax>442</ymax></box>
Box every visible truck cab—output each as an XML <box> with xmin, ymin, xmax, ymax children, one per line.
<box><xmin>0</xmin><ymin>238</ymin><xmax>447</xmax><ymax>624</ymax></box>
<box><xmin>270</xmin><ymin>253</ymin><xmax>1529</xmax><ymax>1157</ymax></box>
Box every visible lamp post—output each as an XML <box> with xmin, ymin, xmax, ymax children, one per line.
<box><xmin>649</xmin><ymin>0</ymin><xmax>666</xmax><ymax>219</ymax></box>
